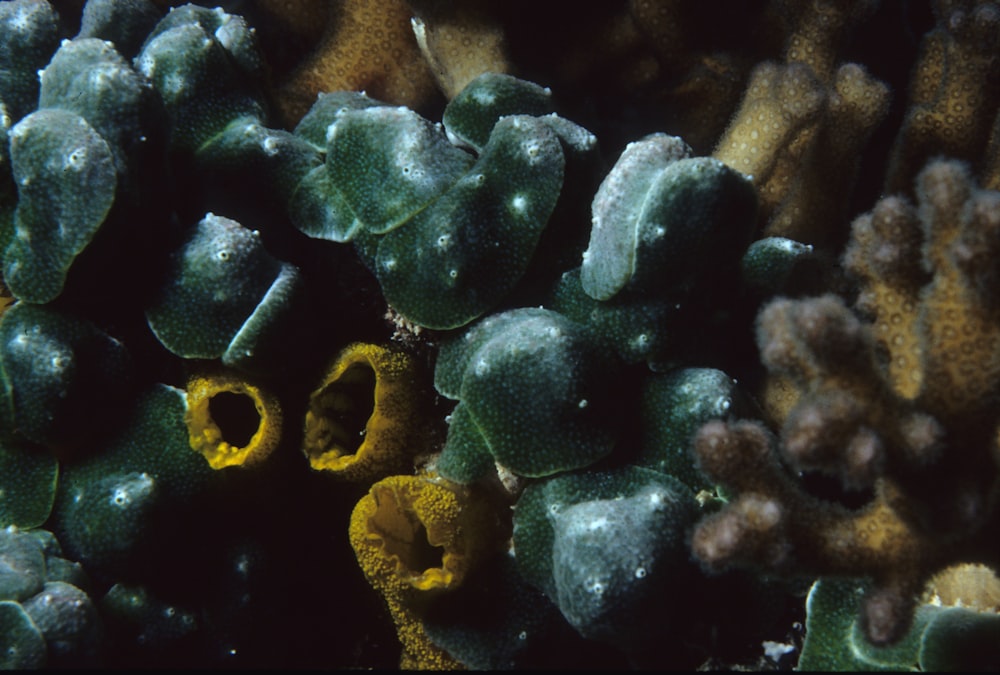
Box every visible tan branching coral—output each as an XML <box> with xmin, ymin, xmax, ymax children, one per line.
<box><xmin>691</xmin><ymin>159</ymin><xmax>1000</xmax><ymax>646</ymax></box>
<box><xmin>885</xmin><ymin>0</ymin><xmax>1000</xmax><ymax>195</ymax></box>
<box><xmin>845</xmin><ymin>159</ymin><xmax>1000</xmax><ymax>416</ymax></box>
<box><xmin>712</xmin><ymin>0</ymin><xmax>890</xmax><ymax>248</ymax></box>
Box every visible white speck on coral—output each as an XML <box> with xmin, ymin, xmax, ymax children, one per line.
<box><xmin>472</xmin><ymin>89</ymin><xmax>495</xmax><ymax>106</ymax></box>
<box><xmin>578</xmin><ymin>399</ymin><xmax>588</xmax><ymax>409</ymax></box>
<box><xmin>475</xmin><ymin>358</ymin><xmax>490</xmax><ymax>376</ymax></box>
<box><xmin>587</xmin><ymin>578</ymin><xmax>605</xmax><ymax>596</ymax></box>
<box><xmin>261</xmin><ymin>136</ymin><xmax>280</xmax><ymax>156</ymax></box>
<box><xmin>511</xmin><ymin>194</ymin><xmax>527</xmax><ymax>213</ymax></box>
<box><xmin>9</xmin><ymin>5</ymin><xmax>35</xmax><ymax>31</ymax></box>
<box><xmin>64</xmin><ymin>147</ymin><xmax>87</xmax><ymax>171</ymax></box>
<box><xmin>162</xmin><ymin>71</ymin><xmax>186</xmax><ymax>97</ymax></box>
<box><xmin>136</xmin><ymin>53</ymin><xmax>155</xmax><ymax>78</ymax></box>
<box><xmin>587</xmin><ymin>517</ymin><xmax>609</xmax><ymax>531</ymax></box>
<box><xmin>762</xmin><ymin>641</ymin><xmax>795</xmax><ymax>662</ymax></box>
<box><xmin>635</xmin><ymin>567</ymin><xmax>647</xmax><ymax>579</ymax></box>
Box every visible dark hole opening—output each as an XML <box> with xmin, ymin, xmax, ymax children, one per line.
<box><xmin>320</xmin><ymin>363</ymin><xmax>377</xmax><ymax>454</ymax></box>
<box><xmin>799</xmin><ymin>471</ymin><xmax>874</xmax><ymax>510</ymax></box>
<box><xmin>409</xmin><ymin>521</ymin><xmax>445</xmax><ymax>572</ymax></box>
<box><xmin>209</xmin><ymin>391</ymin><xmax>260</xmax><ymax>448</ymax></box>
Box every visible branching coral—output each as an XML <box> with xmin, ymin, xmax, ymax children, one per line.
<box><xmin>691</xmin><ymin>159</ymin><xmax>1000</xmax><ymax>646</ymax></box>
<box><xmin>712</xmin><ymin>1</ymin><xmax>891</xmax><ymax>248</ymax></box>
<box><xmin>885</xmin><ymin>0</ymin><xmax>1000</xmax><ymax>195</ymax></box>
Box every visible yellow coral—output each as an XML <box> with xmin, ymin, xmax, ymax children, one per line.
<box><xmin>349</xmin><ymin>474</ymin><xmax>509</xmax><ymax>669</ymax></box>
<box><xmin>185</xmin><ymin>372</ymin><xmax>282</xmax><ymax>470</ymax></box>
<box><xmin>303</xmin><ymin>342</ymin><xmax>425</xmax><ymax>482</ymax></box>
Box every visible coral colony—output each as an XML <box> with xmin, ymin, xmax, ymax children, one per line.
<box><xmin>1</xmin><ymin>0</ymin><xmax>999</xmax><ymax>670</ymax></box>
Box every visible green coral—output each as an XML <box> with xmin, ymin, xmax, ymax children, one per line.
<box><xmin>4</xmin><ymin>109</ymin><xmax>117</xmax><ymax>304</ymax></box>
<box><xmin>581</xmin><ymin>133</ymin><xmax>757</xmax><ymax>301</ymax></box>
<box><xmin>512</xmin><ymin>466</ymin><xmax>701</xmax><ymax>663</ymax></box>
<box><xmin>135</xmin><ymin>5</ymin><xmax>265</xmax><ymax>154</ymax></box>
<box><xmin>0</xmin><ymin>437</ymin><xmax>57</xmax><ymax>529</ymax></box>
<box><xmin>799</xmin><ymin>577</ymin><xmax>1000</xmax><ymax>671</ymax></box>
<box><xmin>50</xmin><ymin>383</ymin><xmax>217</xmax><ymax>581</ymax></box>
<box><xmin>0</xmin><ymin>527</ymin><xmax>100</xmax><ymax>668</ymax></box>
<box><xmin>144</xmin><ymin>212</ymin><xmax>305</xmax><ymax>373</ymax></box>
<box><xmin>0</xmin><ymin>302</ymin><xmax>131</xmax><ymax>451</ymax></box>
<box><xmin>434</xmin><ymin>307</ymin><xmax>621</xmax><ymax>481</ymax></box>
<box><xmin>636</xmin><ymin>367</ymin><xmax>758</xmax><ymax>492</ymax></box>
<box><xmin>0</xmin><ymin>0</ymin><xmax>61</xmax><ymax>126</ymax></box>
<box><xmin>442</xmin><ymin>72</ymin><xmax>556</xmax><ymax>152</ymax></box>
<box><xmin>75</xmin><ymin>0</ymin><xmax>160</xmax><ymax>59</ymax></box>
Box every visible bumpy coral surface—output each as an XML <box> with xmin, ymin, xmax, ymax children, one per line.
<box><xmin>691</xmin><ymin>161</ymin><xmax>1000</xmax><ymax>648</ymax></box>
<box><xmin>3</xmin><ymin>0</ymin><xmax>1000</xmax><ymax>670</ymax></box>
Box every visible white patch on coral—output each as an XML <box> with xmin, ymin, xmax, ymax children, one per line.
<box><xmin>261</xmin><ymin>135</ymin><xmax>280</xmax><ymax>157</ymax></box>
<box><xmin>63</xmin><ymin>147</ymin><xmax>87</xmax><ymax>171</ymax></box>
